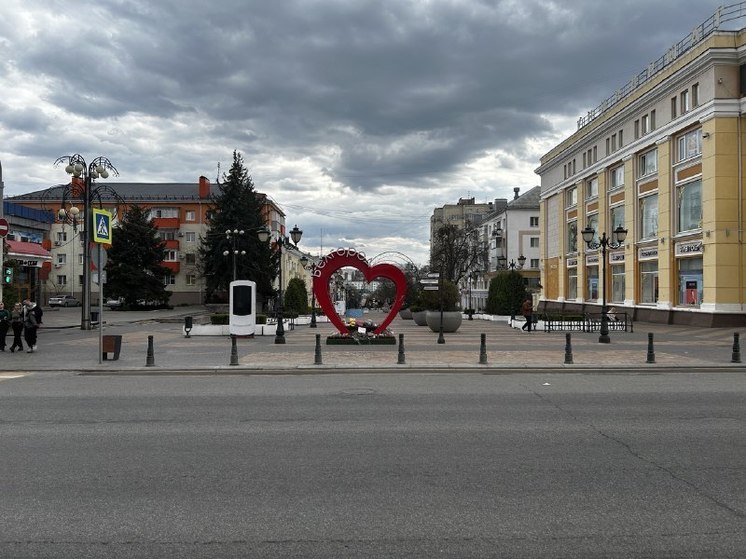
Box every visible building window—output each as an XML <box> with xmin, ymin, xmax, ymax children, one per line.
<box><xmin>681</xmin><ymin>90</ymin><xmax>690</xmax><ymax>113</ymax></box>
<box><xmin>162</xmin><ymin>274</ymin><xmax>176</xmax><ymax>285</ymax></box>
<box><xmin>593</xmin><ymin>146</ymin><xmax>597</xmax><ymax>163</ymax></box>
<box><xmin>610</xmin><ymin>205</ymin><xmax>625</xmax><ymax>232</ymax></box>
<box><xmin>619</xmin><ymin>129</ymin><xmax>623</xmax><ymax>147</ymax></box>
<box><xmin>650</xmin><ymin>110</ymin><xmax>656</xmax><ymax>131</ymax></box>
<box><xmin>568</xmin><ymin>267</ymin><xmax>578</xmax><ymax>299</ymax></box>
<box><xmin>185</xmin><ymin>253</ymin><xmax>196</xmax><ymax>265</ymax></box>
<box><xmin>567</xmin><ymin>220</ymin><xmax>578</xmax><ymax>253</ymax></box>
<box><xmin>678</xmin><ymin>257</ymin><xmax>703</xmax><ymax>306</ymax></box>
<box><xmin>634</xmin><ymin>120</ymin><xmax>640</xmax><ymax>139</ymax></box>
<box><xmin>185</xmin><ymin>210</ymin><xmax>196</xmax><ymax>221</ymax></box>
<box><xmin>586</xmin><ymin>177</ymin><xmax>598</xmax><ymax>199</ymax></box>
<box><xmin>583</xmin><ymin>152</ymin><xmax>587</xmax><ymax>168</ymax></box>
<box><xmin>586</xmin><ymin>214</ymin><xmax>599</xmax><ymax>244</ymax></box>
<box><xmin>149</xmin><ymin>207</ymin><xmax>179</xmax><ymax>219</ymax></box>
<box><xmin>78</xmin><ymin>274</ymin><xmax>84</xmax><ymax>286</ymax></box>
<box><xmin>530</xmin><ymin>216</ymin><xmax>539</xmax><ymax>227</ymax></box>
<box><xmin>164</xmin><ymin>250</ymin><xmax>177</xmax><ymax>261</ymax></box>
<box><xmin>158</xmin><ymin>230</ymin><xmax>177</xmax><ymax>241</ymax></box>
<box><xmin>677</xmin><ymin>129</ymin><xmax>702</xmax><ymax>161</ymax></box>
<box><xmin>678</xmin><ymin>179</ymin><xmax>702</xmax><ymax>233</ymax></box>
<box><xmin>57</xmin><ymin>275</ymin><xmax>66</xmax><ymax>285</ymax></box>
<box><xmin>186</xmin><ymin>274</ymin><xmax>196</xmax><ymax>286</ymax></box>
<box><xmin>692</xmin><ymin>83</ymin><xmax>699</xmax><ymax>107</ymax></box>
<box><xmin>56</xmin><ymin>254</ymin><xmax>66</xmax><ymax>265</ymax></box>
<box><xmin>641</xmin><ymin>114</ymin><xmax>649</xmax><ymax>135</ymax></box>
<box><xmin>530</xmin><ymin>237</ymin><xmax>539</xmax><ymax>248</ymax></box>
<box><xmin>640</xmin><ymin>261</ymin><xmax>659</xmax><ymax>304</ymax></box>
<box><xmin>56</xmin><ymin>231</ymin><xmax>68</xmax><ymax>242</ymax></box>
<box><xmin>609</xmin><ymin>165</ymin><xmax>624</xmax><ymax>190</ymax></box>
<box><xmin>530</xmin><ymin>258</ymin><xmax>540</xmax><ymax>269</ymax></box>
<box><xmin>638</xmin><ymin>148</ymin><xmax>658</xmax><ymax>177</ymax></box>
<box><xmin>566</xmin><ymin>187</ymin><xmax>577</xmax><ymax>207</ymax></box>
<box><xmin>640</xmin><ymin>194</ymin><xmax>658</xmax><ymax>240</ymax></box>
<box><xmin>671</xmin><ymin>96</ymin><xmax>677</xmax><ymax>119</ymax></box>
<box><xmin>611</xmin><ymin>264</ymin><xmax>625</xmax><ymax>303</ymax></box>
<box><xmin>606</xmin><ymin>138</ymin><xmax>610</xmax><ymax>156</ymax></box>
<box><xmin>185</xmin><ymin>231</ymin><xmax>196</xmax><ymax>242</ymax></box>
<box><xmin>611</xmin><ymin>134</ymin><xmax>617</xmax><ymax>152</ymax></box>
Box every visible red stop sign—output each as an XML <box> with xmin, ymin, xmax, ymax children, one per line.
<box><xmin>0</xmin><ymin>218</ymin><xmax>8</xmax><ymax>237</ymax></box>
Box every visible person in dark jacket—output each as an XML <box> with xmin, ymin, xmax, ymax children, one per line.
<box><xmin>23</xmin><ymin>300</ymin><xmax>39</xmax><ymax>353</ymax></box>
<box><xmin>521</xmin><ymin>297</ymin><xmax>533</xmax><ymax>332</ymax></box>
<box><xmin>0</xmin><ymin>301</ymin><xmax>10</xmax><ymax>351</ymax></box>
<box><xmin>9</xmin><ymin>302</ymin><xmax>24</xmax><ymax>353</ymax></box>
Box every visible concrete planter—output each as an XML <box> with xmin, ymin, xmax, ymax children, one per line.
<box><xmin>412</xmin><ymin>310</ymin><xmax>428</xmax><ymax>326</ymax></box>
<box><xmin>425</xmin><ymin>311</ymin><xmax>463</xmax><ymax>333</ymax></box>
<box><xmin>398</xmin><ymin>308</ymin><xmax>413</xmax><ymax>320</ymax></box>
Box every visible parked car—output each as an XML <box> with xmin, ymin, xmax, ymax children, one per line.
<box><xmin>105</xmin><ymin>297</ymin><xmax>123</xmax><ymax>309</ymax></box>
<box><xmin>48</xmin><ymin>295</ymin><xmax>81</xmax><ymax>307</ymax></box>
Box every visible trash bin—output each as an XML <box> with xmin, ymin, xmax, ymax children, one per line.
<box><xmin>102</xmin><ymin>334</ymin><xmax>122</xmax><ymax>360</ymax></box>
<box><xmin>91</xmin><ymin>311</ymin><xmax>99</xmax><ymax>324</ymax></box>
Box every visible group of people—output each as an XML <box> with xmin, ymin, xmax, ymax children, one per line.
<box><xmin>0</xmin><ymin>299</ymin><xmax>42</xmax><ymax>353</ymax></box>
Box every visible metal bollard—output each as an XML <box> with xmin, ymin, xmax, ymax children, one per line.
<box><xmin>646</xmin><ymin>333</ymin><xmax>655</xmax><ymax>364</ymax></box>
<box><xmin>732</xmin><ymin>333</ymin><xmax>742</xmax><ymax>364</ymax></box>
<box><xmin>314</xmin><ymin>334</ymin><xmax>323</xmax><ymax>365</ymax></box>
<box><xmin>564</xmin><ymin>333</ymin><xmax>573</xmax><ymax>364</ymax></box>
<box><xmin>479</xmin><ymin>333</ymin><xmax>487</xmax><ymax>364</ymax></box>
<box><xmin>398</xmin><ymin>334</ymin><xmax>406</xmax><ymax>364</ymax></box>
<box><xmin>230</xmin><ymin>335</ymin><xmax>239</xmax><ymax>366</ymax></box>
<box><xmin>146</xmin><ymin>335</ymin><xmax>155</xmax><ymax>367</ymax></box>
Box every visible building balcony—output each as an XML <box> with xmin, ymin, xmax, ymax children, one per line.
<box><xmin>163</xmin><ymin>239</ymin><xmax>180</xmax><ymax>250</ymax></box>
<box><xmin>153</xmin><ymin>217</ymin><xmax>181</xmax><ymax>229</ymax></box>
<box><xmin>162</xmin><ymin>261</ymin><xmax>180</xmax><ymax>274</ymax></box>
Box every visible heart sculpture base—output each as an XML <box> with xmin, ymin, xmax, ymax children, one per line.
<box><xmin>312</xmin><ymin>248</ymin><xmax>408</xmax><ymax>337</ymax></box>
<box><xmin>326</xmin><ymin>336</ymin><xmax>396</xmax><ymax>345</ymax></box>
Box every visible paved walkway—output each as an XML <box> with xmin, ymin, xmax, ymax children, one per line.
<box><xmin>1</xmin><ymin>306</ymin><xmax>743</xmax><ymax>373</ymax></box>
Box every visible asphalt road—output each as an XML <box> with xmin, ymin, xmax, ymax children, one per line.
<box><xmin>1</xmin><ymin>371</ymin><xmax>745</xmax><ymax>558</ymax></box>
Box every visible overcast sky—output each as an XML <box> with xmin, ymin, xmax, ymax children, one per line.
<box><xmin>0</xmin><ymin>0</ymin><xmax>730</xmax><ymax>265</ymax></box>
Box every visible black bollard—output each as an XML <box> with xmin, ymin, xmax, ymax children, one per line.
<box><xmin>314</xmin><ymin>334</ymin><xmax>323</xmax><ymax>365</ymax></box>
<box><xmin>646</xmin><ymin>333</ymin><xmax>655</xmax><ymax>364</ymax></box>
<box><xmin>564</xmin><ymin>333</ymin><xmax>573</xmax><ymax>364</ymax></box>
<box><xmin>184</xmin><ymin>316</ymin><xmax>193</xmax><ymax>338</ymax></box>
<box><xmin>732</xmin><ymin>333</ymin><xmax>742</xmax><ymax>364</ymax></box>
<box><xmin>146</xmin><ymin>335</ymin><xmax>155</xmax><ymax>367</ymax></box>
<box><xmin>479</xmin><ymin>333</ymin><xmax>488</xmax><ymax>364</ymax></box>
<box><xmin>230</xmin><ymin>335</ymin><xmax>239</xmax><ymax>366</ymax></box>
<box><xmin>398</xmin><ymin>334</ymin><xmax>406</xmax><ymax>364</ymax></box>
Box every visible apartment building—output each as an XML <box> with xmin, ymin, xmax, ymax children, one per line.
<box><xmin>10</xmin><ymin>176</ymin><xmax>289</xmax><ymax>306</ymax></box>
<box><xmin>535</xmin><ymin>5</ymin><xmax>746</xmax><ymax>326</ymax></box>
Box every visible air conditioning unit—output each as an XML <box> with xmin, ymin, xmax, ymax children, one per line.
<box><xmin>178</xmin><ymin>252</ymin><xmax>185</xmax><ymax>260</ymax></box>
<box><xmin>178</xmin><ymin>232</ymin><xmax>184</xmax><ymax>237</ymax></box>
<box><xmin>54</xmin><ymin>263</ymin><xmax>63</xmax><ymax>268</ymax></box>
<box><xmin>54</xmin><ymin>241</ymin><xmax>62</xmax><ymax>247</ymax></box>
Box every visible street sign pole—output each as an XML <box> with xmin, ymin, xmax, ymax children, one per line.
<box><xmin>92</xmin><ymin>209</ymin><xmax>113</xmax><ymax>364</ymax></box>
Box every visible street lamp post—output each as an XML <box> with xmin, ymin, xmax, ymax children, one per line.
<box><xmin>467</xmin><ymin>270</ymin><xmax>480</xmax><ymax>320</ymax></box>
<box><xmin>258</xmin><ymin>224</ymin><xmax>302</xmax><ymax>344</ymax></box>
<box><xmin>55</xmin><ymin>154</ymin><xmax>119</xmax><ymax>330</ymax></box>
<box><xmin>497</xmin><ymin>255</ymin><xmax>527</xmax><ymax>271</ymax></box>
<box><xmin>222</xmin><ymin>229</ymin><xmax>245</xmax><ymax>281</ymax></box>
<box><xmin>581</xmin><ymin>225</ymin><xmax>628</xmax><ymax>344</ymax></box>
<box><xmin>300</xmin><ymin>255</ymin><xmax>317</xmax><ymax>328</ymax></box>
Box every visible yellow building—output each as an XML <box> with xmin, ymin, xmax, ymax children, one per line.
<box><xmin>536</xmin><ymin>5</ymin><xmax>746</xmax><ymax>326</ymax></box>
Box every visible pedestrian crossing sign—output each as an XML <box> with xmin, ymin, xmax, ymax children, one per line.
<box><xmin>92</xmin><ymin>208</ymin><xmax>113</xmax><ymax>244</ymax></box>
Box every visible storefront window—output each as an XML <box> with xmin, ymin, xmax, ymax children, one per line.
<box><xmin>640</xmin><ymin>194</ymin><xmax>658</xmax><ymax>240</ymax></box>
<box><xmin>610</xmin><ymin>205</ymin><xmax>625</xmax><ymax>231</ymax></box>
<box><xmin>677</xmin><ymin>179</ymin><xmax>702</xmax><ymax>233</ymax></box>
<box><xmin>586</xmin><ymin>214</ymin><xmax>599</xmax><ymax>244</ymax></box>
<box><xmin>568</xmin><ymin>268</ymin><xmax>578</xmax><ymax>299</ymax></box>
<box><xmin>640</xmin><ymin>261</ymin><xmax>659</xmax><ymax>304</ymax></box>
<box><xmin>587</xmin><ymin>266</ymin><xmax>598</xmax><ymax>301</ymax></box>
<box><xmin>678</xmin><ymin>257</ymin><xmax>703</xmax><ymax>306</ymax></box>
<box><xmin>611</xmin><ymin>264</ymin><xmax>625</xmax><ymax>303</ymax></box>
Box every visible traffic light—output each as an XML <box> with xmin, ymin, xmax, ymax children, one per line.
<box><xmin>3</xmin><ymin>266</ymin><xmax>12</xmax><ymax>284</ymax></box>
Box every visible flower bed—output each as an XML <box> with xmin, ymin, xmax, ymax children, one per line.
<box><xmin>326</xmin><ymin>317</ymin><xmax>396</xmax><ymax>345</ymax></box>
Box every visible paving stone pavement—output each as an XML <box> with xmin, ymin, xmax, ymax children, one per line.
<box><xmin>4</xmin><ymin>306</ymin><xmax>744</xmax><ymax>373</ymax></box>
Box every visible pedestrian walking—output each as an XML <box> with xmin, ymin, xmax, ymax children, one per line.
<box><xmin>521</xmin><ymin>297</ymin><xmax>533</xmax><ymax>332</ymax></box>
<box><xmin>9</xmin><ymin>302</ymin><xmax>24</xmax><ymax>353</ymax></box>
<box><xmin>0</xmin><ymin>302</ymin><xmax>10</xmax><ymax>351</ymax></box>
<box><xmin>23</xmin><ymin>300</ymin><xmax>39</xmax><ymax>353</ymax></box>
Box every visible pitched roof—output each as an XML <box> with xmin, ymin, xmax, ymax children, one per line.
<box><xmin>11</xmin><ymin>182</ymin><xmax>206</xmax><ymax>202</ymax></box>
<box><xmin>507</xmin><ymin>186</ymin><xmax>541</xmax><ymax>210</ymax></box>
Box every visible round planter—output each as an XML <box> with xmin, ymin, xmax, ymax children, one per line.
<box><xmin>412</xmin><ymin>310</ymin><xmax>428</xmax><ymax>326</ymax></box>
<box><xmin>425</xmin><ymin>311</ymin><xmax>463</xmax><ymax>333</ymax></box>
<box><xmin>398</xmin><ymin>308</ymin><xmax>413</xmax><ymax>320</ymax></box>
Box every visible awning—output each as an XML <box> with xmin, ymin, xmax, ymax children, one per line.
<box><xmin>5</xmin><ymin>240</ymin><xmax>52</xmax><ymax>268</ymax></box>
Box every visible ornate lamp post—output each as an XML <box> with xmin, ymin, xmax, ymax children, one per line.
<box><xmin>497</xmin><ymin>254</ymin><xmax>526</xmax><ymax>270</ymax></box>
<box><xmin>54</xmin><ymin>154</ymin><xmax>119</xmax><ymax>330</ymax></box>
<box><xmin>581</xmin><ymin>225</ymin><xmax>628</xmax><ymax>344</ymax></box>
<box><xmin>300</xmin><ymin>255</ymin><xmax>317</xmax><ymax>328</ymax></box>
<box><xmin>223</xmin><ymin>229</ymin><xmax>245</xmax><ymax>282</ymax></box>
<box><xmin>258</xmin><ymin>224</ymin><xmax>302</xmax><ymax>344</ymax></box>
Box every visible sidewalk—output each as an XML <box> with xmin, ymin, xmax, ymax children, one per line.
<box><xmin>5</xmin><ymin>306</ymin><xmax>746</xmax><ymax>373</ymax></box>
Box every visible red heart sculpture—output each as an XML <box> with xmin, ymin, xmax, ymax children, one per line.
<box><xmin>312</xmin><ymin>249</ymin><xmax>407</xmax><ymax>335</ymax></box>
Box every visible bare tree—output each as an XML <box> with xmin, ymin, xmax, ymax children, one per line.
<box><xmin>430</xmin><ymin>223</ymin><xmax>486</xmax><ymax>284</ymax></box>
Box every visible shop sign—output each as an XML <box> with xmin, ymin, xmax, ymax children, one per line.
<box><xmin>610</xmin><ymin>252</ymin><xmax>625</xmax><ymax>263</ymax></box>
<box><xmin>585</xmin><ymin>254</ymin><xmax>599</xmax><ymax>265</ymax></box>
<box><xmin>676</xmin><ymin>240</ymin><xmax>703</xmax><ymax>257</ymax></box>
<box><xmin>566</xmin><ymin>257</ymin><xmax>578</xmax><ymax>268</ymax></box>
<box><xmin>638</xmin><ymin>247</ymin><xmax>658</xmax><ymax>260</ymax></box>
<box><xmin>19</xmin><ymin>260</ymin><xmax>41</xmax><ymax>268</ymax></box>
